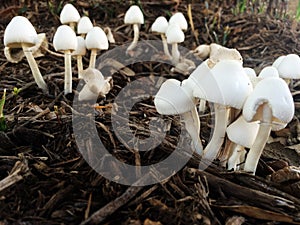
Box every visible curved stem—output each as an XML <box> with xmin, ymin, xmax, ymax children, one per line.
<box><xmin>181</xmin><ymin>106</ymin><xmax>203</xmax><ymax>155</ymax></box>
<box><xmin>244</xmin><ymin>104</ymin><xmax>272</xmax><ymax>174</ymax></box>
<box><xmin>64</xmin><ymin>50</ymin><xmax>72</xmax><ymax>95</ymax></box>
<box><xmin>160</xmin><ymin>34</ymin><xmax>171</xmax><ymax>58</ymax></box>
<box><xmin>77</xmin><ymin>55</ymin><xmax>83</xmax><ymax>78</ymax></box>
<box><xmin>89</xmin><ymin>49</ymin><xmax>97</xmax><ymax>69</ymax></box>
<box><xmin>202</xmin><ymin>104</ymin><xmax>230</xmax><ymax>165</ymax></box>
<box><xmin>126</xmin><ymin>23</ymin><xmax>139</xmax><ymax>53</ymax></box>
<box><xmin>22</xmin><ymin>45</ymin><xmax>48</xmax><ymax>93</ymax></box>
<box><xmin>227</xmin><ymin>144</ymin><xmax>245</xmax><ymax>171</ymax></box>
<box><xmin>171</xmin><ymin>43</ymin><xmax>180</xmax><ymax>65</ymax></box>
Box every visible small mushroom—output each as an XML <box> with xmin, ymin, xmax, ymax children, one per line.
<box><xmin>72</xmin><ymin>36</ymin><xmax>86</xmax><ymax>78</ymax></box>
<box><xmin>168</xmin><ymin>12</ymin><xmax>188</xmax><ymax>31</ymax></box>
<box><xmin>151</xmin><ymin>16</ymin><xmax>171</xmax><ymax>58</ymax></box>
<box><xmin>4</xmin><ymin>16</ymin><xmax>48</xmax><ymax>92</ymax></box>
<box><xmin>272</xmin><ymin>54</ymin><xmax>300</xmax><ymax>83</ymax></box>
<box><xmin>77</xmin><ymin>16</ymin><xmax>93</xmax><ymax>37</ymax></box>
<box><xmin>124</xmin><ymin>5</ymin><xmax>144</xmax><ymax>54</ymax></box>
<box><xmin>154</xmin><ymin>78</ymin><xmax>203</xmax><ymax>154</ymax></box>
<box><xmin>85</xmin><ymin>26</ymin><xmax>109</xmax><ymax>69</ymax></box>
<box><xmin>60</xmin><ymin>3</ymin><xmax>80</xmax><ymax>30</ymax></box>
<box><xmin>166</xmin><ymin>23</ymin><xmax>185</xmax><ymax>65</ymax></box>
<box><xmin>53</xmin><ymin>25</ymin><xmax>78</xmax><ymax>95</ymax></box>
<box><xmin>242</xmin><ymin>77</ymin><xmax>294</xmax><ymax>173</ymax></box>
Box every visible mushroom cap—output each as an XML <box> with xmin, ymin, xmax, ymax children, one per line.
<box><xmin>258</xmin><ymin>66</ymin><xmax>279</xmax><ymax>79</ymax></box>
<box><xmin>154</xmin><ymin>79</ymin><xmax>195</xmax><ymax>115</ymax></box>
<box><xmin>243</xmin><ymin>67</ymin><xmax>257</xmax><ymax>79</ymax></box>
<box><xmin>226</xmin><ymin>116</ymin><xmax>259</xmax><ymax>148</ymax></box>
<box><xmin>151</xmin><ymin>16</ymin><xmax>168</xmax><ymax>34</ymax></box>
<box><xmin>166</xmin><ymin>24</ymin><xmax>185</xmax><ymax>44</ymax></box>
<box><xmin>192</xmin><ymin>60</ymin><xmax>253</xmax><ymax>109</ymax></box>
<box><xmin>124</xmin><ymin>5</ymin><xmax>144</xmax><ymax>24</ymax></box>
<box><xmin>77</xmin><ymin>16</ymin><xmax>93</xmax><ymax>35</ymax></box>
<box><xmin>85</xmin><ymin>26</ymin><xmax>109</xmax><ymax>50</ymax></box>
<box><xmin>209</xmin><ymin>44</ymin><xmax>243</xmax><ymax>65</ymax></box>
<box><xmin>193</xmin><ymin>44</ymin><xmax>210</xmax><ymax>59</ymax></box>
<box><xmin>243</xmin><ymin>77</ymin><xmax>294</xmax><ymax>127</ymax></box>
<box><xmin>168</xmin><ymin>12</ymin><xmax>188</xmax><ymax>30</ymax></box>
<box><xmin>60</xmin><ymin>3</ymin><xmax>80</xmax><ymax>25</ymax></box>
<box><xmin>53</xmin><ymin>25</ymin><xmax>77</xmax><ymax>52</ymax></box>
<box><xmin>272</xmin><ymin>54</ymin><xmax>300</xmax><ymax>79</ymax></box>
<box><xmin>4</xmin><ymin>16</ymin><xmax>38</xmax><ymax>48</ymax></box>
<box><xmin>72</xmin><ymin>36</ymin><xmax>86</xmax><ymax>56</ymax></box>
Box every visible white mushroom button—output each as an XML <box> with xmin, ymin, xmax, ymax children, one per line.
<box><xmin>242</xmin><ymin>77</ymin><xmax>294</xmax><ymax>173</ymax></box>
<box><xmin>124</xmin><ymin>5</ymin><xmax>144</xmax><ymax>53</ymax></box>
<box><xmin>4</xmin><ymin>16</ymin><xmax>48</xmax><ymax>92</ymax></box>
<box><xmin>60</xmin><ymin>3</ymin><xmax>80</xmax><ymax>30</ymax></box>
<box><xmin>154</xmin><ymin>79</ymin><xmax>203</xmax><ymax>154</ymax></box>
<box><xmin>272</xmin><ymin>54</ymin><xmax>300</xmax><ymax>81</ymax></box>
<box><xmin>168</xmin><ymin>12</ymin><xmax>188</xmax><ymax>31</ymax></box>
<box><xmin>53</xmin><ymin>25</ymin><xmax>78</xmax><ymax>95</ymax></box>
<box><xmin>166</xmin><ymin>24</ymin><xmax>185</xmax><ymax>65</ymax></box>
<box><xmin>85</xmin><ymin>26</ymin><xmax>109</xmax><ymax>69</ymax></box>
<box><xmin>77</xmin><ymin>16</ymin><xmax>93</xmax><ymax>37</ymax></box>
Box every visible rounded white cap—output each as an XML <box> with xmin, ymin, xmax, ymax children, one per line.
<box><xmin>72</xmin><ymin>36</ymin><xmax>86</xmax><ymax>56</ymax></box>
<box><xmin>193</xmin><ymin>44</ymin><xmax>210</xmax><ymax>59</ymax></box>
<box><xmin>151</xmin><ymin>16</ymin><xmax>168</xmax><ymax>34</ymax></box>
<box><xmin>169</xmin><ymin>12</ymin><xmax>188</xmax><ymax>30</ymax></box>
<box><xmin>124</xmin><ymin>5</ymin><xmax>144</xmax><ymax>24</ymax></box>
<box><xmin>272</xmin><ymin>54</ymin><xmax>300</xmax><ymax>79</ymax></box>
<box><xmin>258</xmin><ymin>66</ymin><xmax>279</xmax><ymax>79</ymax></box>
<box><xmin>77</xmin><ymin>16</ymin><xmax>93</xmax><ymax>35</ymax></box>
<box><xmin>243</xmin><ymin>67</ymin><xmax>256</xmax><ymax>79</ymax></box>
<box><xmin>227</xmin><ymin>116</ymin><xmax>259</xmax><ymax>148</ymax></box>
<box><xmin>85</xmin><ymin>26</ymin><xmax>109</xmax><ymax>50</ymax></box>
<box><xmin>243</xmin><ymin>77</ymin><xmax>294</xmax><ymax>127</ymax></box>
<box><xmin>60</xmin><ymin>3</ymin><xmax>80</xmax><ymax>24</ymax></box>
<box><xmin>166</xmin><ymin>24</ymin><xmax>185</xmax><ymax>44</ymax></box>
<box><xmin>53</xmin><ymin>25</ymin><xmax>77</xmax><ymax>52</ymax></box>
<box><xmin>4</xmin><ymin>16</ymin><xmax>38</xmax><ymax>48</ymax></box>
<box><xmin>193</xmin><ymin>60</ymin><xmax>253</xmax><ymax>109</ymax></box>
<box><xmin>154</xmin><ymin>79</ymin><xmax>195</xmax><ymax>115</ymax></box>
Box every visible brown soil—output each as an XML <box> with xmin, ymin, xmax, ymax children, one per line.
<box><xmin>1</xmin><ymin>1</ymin><xmax>300</xmax><ymax>225</ymax></box>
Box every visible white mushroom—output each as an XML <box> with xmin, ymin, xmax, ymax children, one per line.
<box><xmin>242</xmin><ymin>77</ymin><xmax>294</xmax><ymax>173</ymax></box>
<box><xmin>124</xmin><ymin>5</ymin><xmax>144</xmax><ymax>53</ymax></box>
<box><xmin>166</xmin><ymin>24</ymin><xmax>185</xmax><ymax>65</ymax></box>
<box><xmin>72</xmin><ymin>36</ymin><xmax>86</xmax><ymax>78</ymax></box>
<box><xmin>168</xmin><ymin>12</ymin><xmax>188</xmax><ymax>31</ymax></box>
<box><xmin>77</xmin><ymin>16</ymin><xmax>93</xmax><ymax>37</ymax></box>
<box><xmin>79</xmin><ymin>68</ymin><xmax>112</xmax><ymax>101</ymax></box>
<box><xmin>151</xmin><ymin>16</ymin><xmax>171</xmax><ymax>58</ymax></box>
<box><xmin>85</xmin><ymin>26</ymin><xmax>109</xmax><ymax>69</ymax></box>
<box><xmin>272</xmin><ymin>54</ymin><xmax>300</xmax><ymax>83</ymax></box>
<box><xmin>53</xmin><ymin>25</ymin><xmax>78</xmax><ymax>94</ymax></box>
<box><xmin>60</xmin><ymin>3</ymin><xmax>80</xmax><ymax>30</ymax></box>
<box><xmin>4</xmin><ymin>16</ymin><xmax>48</xmax><ymax>92</ymax></box>
<box><xmin>192</xmin><ymin>44</ymin><xmax>210</xmax><ymax>59</ymax></box>
<box><xmin>154</xmin><ymin>79</ymin><xmax>203</xmax><ymax>154</ymax></box>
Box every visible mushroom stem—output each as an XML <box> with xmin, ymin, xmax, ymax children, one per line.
<box><xmin>69</xmin><ymin>22</ymin><xmax>76</xmax><ymax>31</ymax></box>
<box><xmin>227</xmin><ymin>143</ymin><xmax>245</xmax><ymax>170</ymax></box>
<box><xmin>89</xmin><ymin>49</ymin><xmax>98</xmax><ymax>69</ymax></box>
<box><xmin>198</xmin><ymin>99</ymin><xmax>206</xmax><ymax>113</ymax></box>
<box><xmin>181</xmin><ymin>105</ymin><xmax>203</xmax><ymax>154</ymax></box>
<box><xmin>160</xmin><ymin>34</ymin><xmax>171</xmax><ymax>58</ymax></box>
<box><xmin>201</xmin><ymin>103</ymin><xmax>230</xmax><ymax>167</ymax></box>
<box><xmin>126</xmin><ymin>23</ymin><xmax>139</xmax><ymax>53</ymax></box>
<box><xmin>171</xmin><ymin>43</ymin><xmax>180</xmax><ymax>65</ymax></box>
<box><xmin>64</xmin><ymin>50</ymin><xmax>73</xmax><ymax>94</ymax></box>
<box><xmin>77</xmin><ymin>55</ymin><xmax>83</xmax><ymax>78</ymax></box>
<box><xmin>22</xmin><ymin>44</ymin><xmax>48</xmax><ymax>93</ymax></box>
<box><xmin>244</xmin><ymin>104</ymin><xmax>272</xmax><ymax>173</ymax></box>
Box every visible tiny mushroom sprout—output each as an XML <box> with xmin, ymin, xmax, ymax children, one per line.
<box><xmin>53</xmin><ymin>25</ymin><xmax>78</xmax><ymax>95</ymax></box>
<box><xmin>168</xmin><ymin>12</ymin><xmax>188</xmax><ymax>31</ymax></box>
<box><xmin>191</xmin><ymin>60</ymin><xmax>253</xmax><ymax>166</ymax></box>
<box><xmin>78</xmin><ymin>68</ymin><xmax>112</xmax><ymax>101</ymax></box>
<box><xmin>4</xmin><ymin>16</ymin><xmax>48</xmax><ymax>92</ymax></box>
<box><xmin>72</xmin><ymin>36</ymin><xmax>86</xmax><ymax>78</ymax></box>
<box><xmin>166</xmin><ymin>23</ymin><xmax>185</xmax><ymax>65</ymax></box>
<box><xmin>226</xmin><ymin>115</ymin><xmax>259</xmax><ymax>171</ymax></box>
<box><xmin>272</xmin><ymin>54</ymin><xmax>300</xmax><ymax>83</ymax></box>
<box><xmin>85</xmin><ymin>26</ymin><xmax>109</xmax><ymax>69</ymax></box>
<box><xmin>154</xmin><ymin>78</ymin><xmax>203</xmax><ymax>154</ymax></box>
<box><xmin>60</xmin><ymin>3</ymin><xmax>80</xmax><ymax>30</ymax></box>
<box><xmin>151</xmin><ymin>16</ymin><xmax>171</xmax><ymax>58</ymax></box>
<box><xmin>242</xmin><ymin>76</ymin><xmax>295</xmax><ymax>174</ymax></box>
<box><xmin>124</xmin><ymin>5</ymin><xmax>144</xmax><ymax>54</ymax></box>
<box><xmin>77</xmin><ymin>16</ymin><xmax>93</xmax><ymax>37</ymax></box>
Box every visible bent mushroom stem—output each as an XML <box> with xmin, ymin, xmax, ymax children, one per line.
<box><xmin>126</xmin><ymin>23</ymin><xmax>139</xmax><ymax>53</ymax></box>
<box><xmin>201</xmin><ymin>103</ymin><xmax>230</xmax><ymax>167</ymax></box>
<box><xmin>181</xmin><ymin>105</ymin><xmax>203</xmax><ymax>155</ymax></box>
<box><xmin>171</xmin><ymin>43</ymin><xmax>180</xmax><ymax>65</ymax></box>
<box><xmin>244</xmin><ymin>104</ymin><xmax>272</xmax><ymax>173</ymax></box>
<box><xmin>89</xmin><ymin>49</ymin><xmax>97</xmax><ymax>69</ymax></box>
<box><xmin>160</xmin><ymin>34</ymin><xmax>171</xmax><ymax>58</ymax></box>
<box><xmin>22</xmin><ymin>44</ymin><xmax>48</xmax><ymax>93</ymax></box>
<box><xmin>77</xmin><ymin>55</ymin><xmax>83</xmax><ymax>78</ymax></box>
<box><xmin>64</xmin><ymin>50</ymin><xmax>72</xmax><ymax>94</ymax></box>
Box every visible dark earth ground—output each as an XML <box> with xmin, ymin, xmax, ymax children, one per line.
<box><xmin>1</xmin><ymin>0</ymin><xmax>300</xmax><ymax>224</ymax></box>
